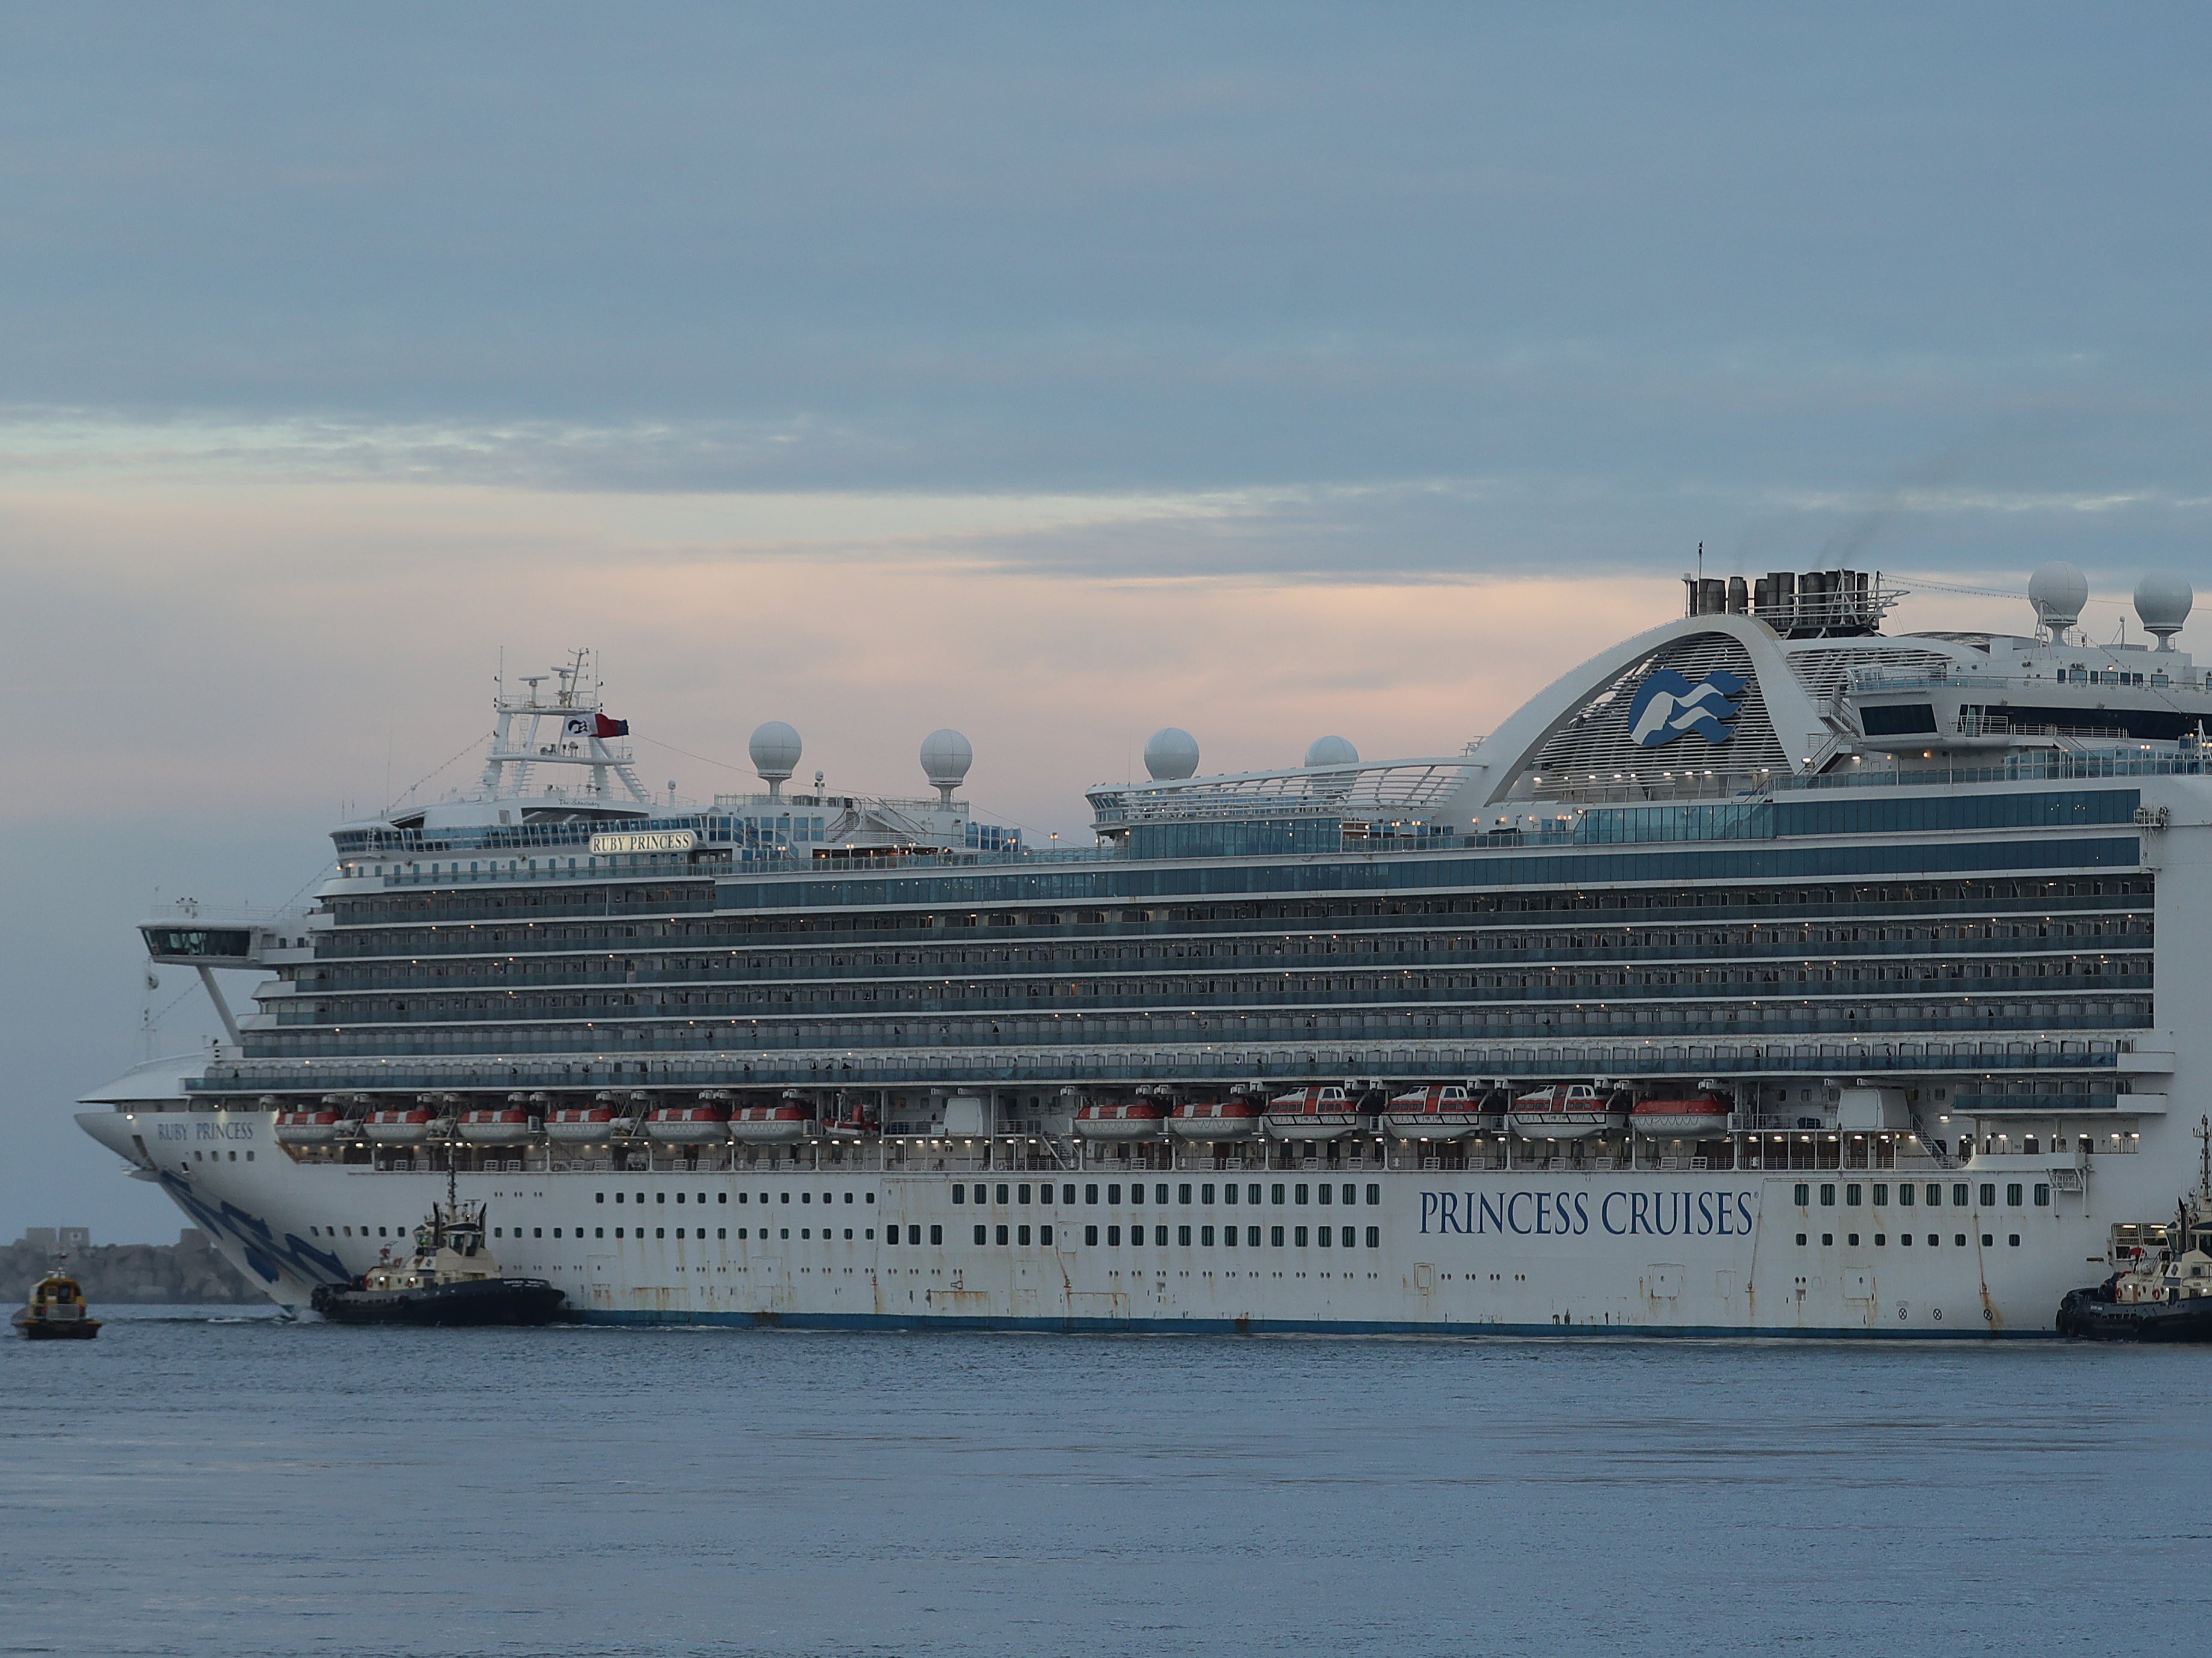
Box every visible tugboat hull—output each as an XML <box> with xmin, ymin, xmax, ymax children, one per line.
<box><xmin>2056</xmin><ymin>1288</ymin><xmax>2212</xmax><ymax>1342</ymax></box>
<box><xmin>11</xmin><ymin>1312</ymin><xmax>100</xmax><ymax>1340</ymax></box>
<box><xmin>311</xmin><ymin>1277</ymin><xmax>568</xmax><ymax>1327</ymax></box>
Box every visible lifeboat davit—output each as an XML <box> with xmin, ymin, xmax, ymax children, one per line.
<box><xmin>1630</xmin><ymin>1094</ymin><xmax>1734</xmax><ymax>1138</ymax></box>
<box><xmin>646</xmin><ymin>1095</ymin><xmax>734</xmax><ymax>1143</ymax></box>
<box><xmin>1381</xmin><ymin>1084</ymin><xmax>1500</xmax><ymax>1142</ymax></box>
<box><xmin>1168</xmin><ymin>1095</ymin><xmax>1264</xmax><ymax>1141</ymax></box>
<box><xmin>1508</xmin><ymin>1084</ymin><xmax>1629</xmax><ymax>1142</ymax></box>
<box><xmin>1263</xmin><ymin>1085</ymin><xmax>1371</xmax><ymax>1141</ymax></box>
<box><xmin>1074</xmin><ymin>1100</ymin><xmax>1171</xmax><ymax>1140</ymax></box>
<box><xmin>731</xmin><ymin>1097</ymin><xmax>814</xmax><ymax>1143</ymax></box>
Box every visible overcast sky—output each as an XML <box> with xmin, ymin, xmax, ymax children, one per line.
<box><xmin>6</xmin><ymin>5</ymin><xmax>2208</xmax><ymax>1238</ymax></box>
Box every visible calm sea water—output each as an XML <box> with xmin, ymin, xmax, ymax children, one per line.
<box><xmin>2</xmin><ymin>1308</ymin><xmax>2205</xmax><ymax>1657</ymax></box>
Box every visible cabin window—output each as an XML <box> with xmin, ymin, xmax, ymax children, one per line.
<box><xmin>1366</xmin><ymin>1185</ymin><xmax>1381</xmax><ymax>1206</ymax></box>
<box><xmin>1019</xmin><ymin>1185</ymin><xmax>1033</xmax><ymax>1204</ymax></box>
<box><xmin>2009</xmin><ymin>1234</ymin><xmax>2021</xmax><ymax>1247</ymax></box>
<box><xmin>1845</xmin><ymin>1185</ymin><xmax>1861</xmax><ymax>1207</ymax></box>
<box><xmin>1248</xmin><ymin>1184</ymin><xmax>1263</xmax><ymax>1205</ymax></box>
<box><xmin>2006</xmin><ymin>1184</ymin><xmax>2024</xmax><ymax>1207</ymax></box>
<box><xmin>533</xmin><ymin>1228</ymin><xmax>542</xmax><ymax>1238</ymax></box>
<box><xmin>1203</xmin><ymin>1184</ymin><xmax>1217</xmax><ymax>1205</ymax></box>
<box><xmin>1872</xmin><ymin>1185</ymin><xmax>1889</xmax><ymax>1206</ymax></box>
<box><xmin>908</xmin><ymin>1226</ymin><xmax>922</xmax><ymax>1244</ymax></box>
<box><xmin>1795</xmin><ymin>1233</ymin><xmax>1807</xmax><ymax>1246</ymax></box>
<box><xmin>866</xmin><ymin>1193</ymin><xmax>875</xmax><ymax>1204</ymax></box>
<box><xmin>1821</xmin><ymin>1233</ymin><xmax>1833</xmax><ymax>1246</ymax></box>
<box><xmin>1819</xmin><ymin>1185</ymin><xmax>1836</xmax><ymax>1207</ymax></box>
<box><xmin>1317</xmin><ymin>1185</ymin><xmax>1332</xmax><ymax>1206</ymax></box>
<box><xmin>1107</xmin><ymin>1184</ymin><xmax>1122</xmax><ymax>1204</ymax></box>
<box><xmin>995</xmin><ymin>1184</ymin><xmax>1009</xmax><ymax>1204</ymax></box>
<box><xmin>1318</xmin><ymin>1226</ymin><xmax>1333</xmax><ymax>1246</ymax></box>
<box><xmin>1085</xmin><ymin>1185</ymin><xmax>1099</xmax><ymax>1205</ymax></box>
<box><xmin>1224</xmin><ymin>1226</ymin><xmax>1237</xmax><ymax>1248</ymax></box>
<box><xmin>718</xmin><ymin>1193</ymin><xmax>728</xmax><ymax>1204</ymax></box>
<box><xmin>1294</xmin><ymin>1185</ymin><xmax>1309</xmax><ymax>1205</ymax></box>
<box><xmin>655</xmin><ymin>1228</ymin><xmax>664</xmax><ymax>1239</ymax></box>
<box><xmin>595</xmin><ymin>1228</ymin><xmax>604</xmax><ymax>1238</ymax></box>
<box><xmin>1952</xmin><ymin>1184</ymin><xmax>1970</xmax><ymax>1207</ymax></box>
<box><xmin>1979</xmin><ymin>1184</ymin><xmax>1997</xmax><ymax>1207</ymax></box>
<box><xmin>718</xmin><ymin>1228</ymin><xmax>726</xmax><ymax>1240</ymax></box>
<box><xmin>1794</xmin><ymin>1184</ymin><xmax>1810</xmax><ymax>1206</ymax></box>
<box><xmin>1018</xmin><ymin>1226</ymin><xmax>1031</xmax><ymax>1245</ymax></box>
<box><xmin>994</xmin><ymin>1225</ymin><xmax>1008</xmax><ymax>1245</ymax></box>
<box><xmin>1899</xmin><ymin>1184</ymin><xmax>1916</xmax><ymax>1207</ymax></box>
<box><xmin>738</xmin><ymin>1193</ymin><xmax>748</xmax><ymax>1204</ymax></box>
<box><xmin>928</xmin><ymin>1226</ymin><xmax>942</xmax><ymax>1245</ymax></box>
<box><xmin>1085</xmin><ymin>1225</ymin><xmax>1100</xmax><ymax>1246</ymax></box>
<box><xmin>613</xmin><ymin>1193</ymin><xmax>622</xmax><ymax>1204</ymax></box>
<box><xmin>1107</xmin><ymin>1226</ymin><xmax>1121</xmax><ymax>1246</ymax></box>
<box><xmin>2035</xmin><ymin>1184</ymin><xmax>2051</xmax><ymax>1207</ymax></box>
<box><xmin>1365</xmin><ymin>1227</ymin><xmax>1380</xmax><ymax>1247</ymax></box>
<box><xmin>1270</xmin><ymin>1226</ymin><xmax>1285</xmax><ymax>1247</ymax></box>
<box><xmin>1179</xmin><ymin>1184</ymin><xmax>1192</xmax><ymax>1205</ymax></box>
<box><xmin>675</xmin><ymin>1193</ymin><xmax>684</xmax><ymax>1205</ymax></box>
<box><xmin>1202</xmin><ymin>1226</ymin><xmax>1216</xmax><ymax>1246</ymax></box>
<box><xmin>952</xmin><ymin>1186</ymin><xmax>964</xmax><ymax>1205</ymax></box>
<box><xmin>1179</xmin><ymin>1225</ymin><xmax>1192</xmax><ymax>1246</ymax></box>
<box><xmin>886</xmin><ymin>1226</ymin><xmax>900</xmax><ymax>1246</ymax></box>
<box><xmin>1040</xmin><ymin>1226</ymin><xmax>1054</xmax><ymax>1245</ymax></box>
<box><xmin>1982</xmin><ymin>1232</ymin><xmax>1995</xmax><ymax>1247</ymax></box>
<box><xmin>1294</xmin><ymin>1226</ymin><xmax>1310</xmax><ymax>1247</ymax></box>
<box><xmin>1847</xmin><ymin>1233</ymin><xmax>1860</xmax><ymax>1246</ymax></box>
<box><xmin>1250</xmin><ymin>1227</ymin><xmax>1264</xmax><ymax>1247</ymax></box>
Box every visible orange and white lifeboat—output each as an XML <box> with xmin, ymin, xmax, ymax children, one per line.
<box><xmin>1629</xmin><ymin>1094</ymin><xmax>1734</xmax><ymax>1138</ymax></box>
<box><xmin>458</xmin><ymin>1094</ymin><xmax>538</xmax><ymax>1144</ymax></box>
<box><xmin>274</xmin><ymin>1093</ymin><xmax>357</xmax><ymax>1145</ymax></box>
<box><xmin>363</xmin><ymin>1104</ymin><xmax>437</xmax><ymax>1144</ymax></box>
<box><xmin>1508</xmin><ymin>1084</ymin><xmax>1629</xmax><ymax>1142</ymax></box>
<box><xmin>646</xmin><ymin>1092</ymin><xmax>734</xmax><ymax>1144</ymax></box>
<box><xmin>1073</xmin><ymin>1099</ymin><xmax>1171</xmax><ymax>1140</ymax></box>
<box><xmin>1263</xmin><ymin>1085</ymin><xmax>1370</xmax><ymax>1141</ymax></box>
<box><xmin>1168</xmin><ymin>1094</ymin><xmax>1265</xmax><ymax>1141</ymax></box>
<box><xmin>731</xmin><ymin>1094</ymin><xmax>814</xmax><ymax>1143</ymax></box>
<box><xmin>546</xmin><ymin>1101</ymin><xmax>617</xmax><ymax>1143</ymax></box>
<box><xmin>1381</xmin><ymin>1084</ymin><xmax>1498</xmax><ymax>1142</ymax></box>
<box><xmin>823</xmin><ymin>1095</ymin><xmax>878</xmax><ymax>1139</ymax></box>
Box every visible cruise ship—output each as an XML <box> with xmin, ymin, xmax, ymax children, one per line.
<box><xmin>76</xmin><ymin>562</ymin><xmax>2212</xmax><ymax>1336</ymax></box>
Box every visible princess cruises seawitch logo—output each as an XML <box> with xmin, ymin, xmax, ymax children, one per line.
<box><xmin>1626</xmin><ymin>668</ymin><xmax>1747</xmax><ymax>747</ymax></box>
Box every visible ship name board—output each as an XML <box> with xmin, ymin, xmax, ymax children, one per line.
<box><xmin>589</xmin><ymin>830</ymin><xmax>698</xmax><ymax>855</ymax></box>
<box><xmin>1420</xmin><ymin>1188</ymin><xmax>1758</xmax><ymax>1238</ymax></box>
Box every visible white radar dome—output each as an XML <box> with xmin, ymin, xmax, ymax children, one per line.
<box><xmin>920</xmin><ymin>729</ymin><xmax>973</xmax><ymax>800</ymax></box>
<box><xmin>1144</xmin><ymin>727</ymin><xmax>1200</xmax><ymax>781</ymax></box>
<box><xmin>749</xmin><ymin>721</ymin><xmax>803</xmax><ymax>789</ymax></box>
<box><xmin>1304</xmin><ymin>735</ymin><xmax>1359</xmax><ymax>768</ymax></box>
<box><xmin>2134</xmin><ymin>571</ymin><xmax>2193</xmax><ymax>648</ymax></box>
<box><xmin>2027</xmin><ymin>561</ymin><xmax>2089</xmax><ymax>638</ymax></box>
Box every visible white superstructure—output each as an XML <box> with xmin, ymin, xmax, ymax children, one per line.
<box><xmin>76</xmin><ymin>569</ymin><xmax>2212</xmax><ymax>1335</ymax></box>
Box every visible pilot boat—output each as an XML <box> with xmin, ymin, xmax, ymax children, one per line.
<box><xmin>1382</xmin><ymin>1084</ymin><xmax>1500</xmax><ymax>1141</ymax></box>
<box><xmin>1628</xmin><ymin>1094</ymin><xmax>1735</xmax><ymax>1139</ymax></box>
<box><xmin>1263</xmin><ymin>1085</ymin><xmax>1371</xmax><ymax>1141</ymax></box>
<box><xmin>310</xmin><ymin>1194</ymin><xmax>566</xmax><ymax>1327</ymax></box>
<box><xmin>1508</xmin><ymin>1084</ymin><xmax>1629</xmax><ymax>1141</ymax></box>
<box><xmin>13</xmin><ymin>1271</ymin><xmax>100</xmax><ymax>1340</ymax></box>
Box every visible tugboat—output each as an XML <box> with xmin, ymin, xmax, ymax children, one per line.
<box><xmin>2058</xmin><ymin>1119</ymin><xmax>2212</xmax><ymax>1341</ymax></box>
<box><xmin>13</xmin><ymin>1270</ymin><xmax>101</xmax><ymax>1340</ymax></box>
<box><xmin>311</xmin><ymin>1176</ymin><xmax>566</xmax><ymax>1327</ymax></box>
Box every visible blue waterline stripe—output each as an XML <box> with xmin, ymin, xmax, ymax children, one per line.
<box><xmin>716</xmin><ymin>836</ymin><xmax>2139</xmax><ymax>911</ymax></box>
<box><xmin>566</xmin><ymin>1309</ymin><xmax>2050</xmax><ymax>1340</ymax></box>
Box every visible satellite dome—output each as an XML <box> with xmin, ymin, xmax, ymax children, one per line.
<box><xmin>749</xmin><ymin>721</ymin><xmax>802</xmax><ymax>795</ymax></box>
<box><xmin>1304</xmin><ymin>735</ymin><xmax>1359</xmax><ymax>768</ymax></box>
<box><xmin>2134</xmin><ymin>571</ymin><xmax>2193</xmax><ymax>649</ymax></box>
<box><xmin>1144</xmin><ymin>727</ymin><xmax>1199</xmax><ymax>781</ymax></box>
<box><xmin>2027</xmin><ymin>561</ymin><xmax>2089</xmax><ymax>638</ymax></box>
<box><xmin>919</xmin><ymin>729</ymin><xmax>973</xmax><ymax>801</ymax></box>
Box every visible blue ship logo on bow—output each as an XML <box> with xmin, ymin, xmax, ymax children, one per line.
<box><xmin>1626</xmin><ymin>668</ymin><xmax>1747</xmax><ymax>747</ymax></box>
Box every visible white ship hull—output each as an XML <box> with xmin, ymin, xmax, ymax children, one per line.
<box><xmin>82</xmin><ymin>1106</ymin><xmax>2120</xmax><ymax>1337</ymax></box>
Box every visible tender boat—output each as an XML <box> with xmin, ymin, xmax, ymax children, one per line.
<box><xmin>1509</xmin><ymin>1084</ymin><xmax>1629</xmax><ymax>1141</ymax></box>
<box><xmin>731</xmin><ymin>1094</ymin><xmax>815</xmax><ymax>1143</ymax></box>
<box><xmin>13</xmin><ymin>1271</ymin><xmax>100</xmax><ymax>1340</ymax></box>
<box><xmin>1168</xmin><ymin>1094</ymin><xmax>1265</xmax><ymax>1141</ymax></box>
<box><xmin>1073</xmin><ymin>1098</ymin><xmax>1172</xmax><ymax>1140</ymax></box>
<box><xmin>1263</xmin><ymin>1085</ymin><xmax>1371</xmax><ymax>1141</ymax></box>
<box><xmin>1628</xmin><ymin>1094</ymin><xmax>1735</xmax><ymax>1139</ymax></box>
<box><xmin>310</xmin><ymin>1196</ymin><xmax>566</xmax><ymax>1327</ymax></box>
<box><xmin>1381</xmin><ymin>1083</ymin><xmax>1500</xmax><ymax>1142</ymax></box>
